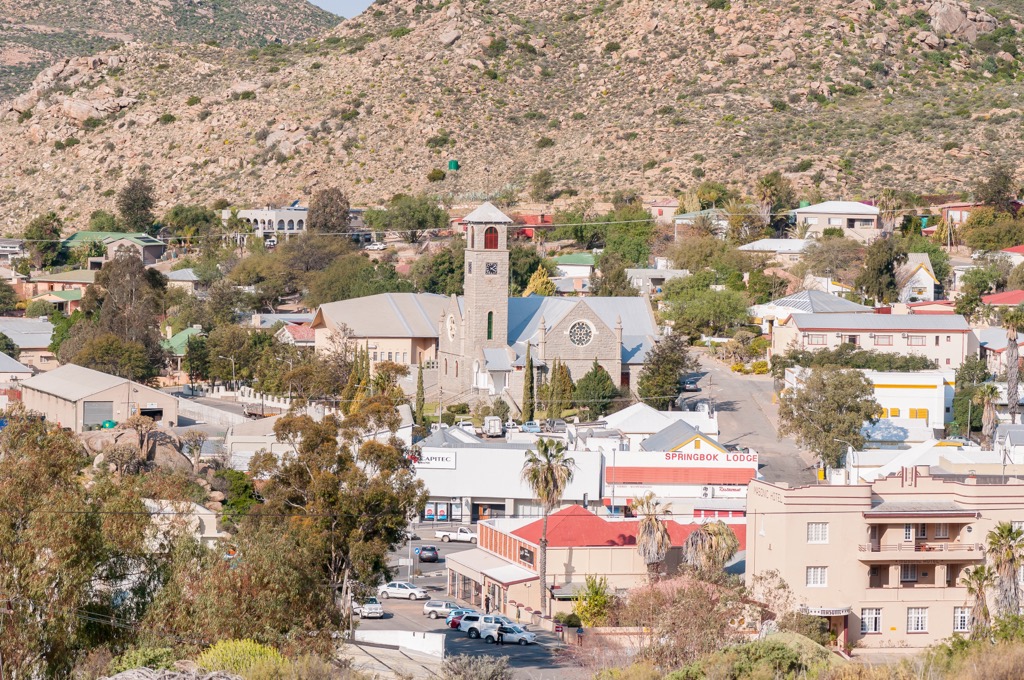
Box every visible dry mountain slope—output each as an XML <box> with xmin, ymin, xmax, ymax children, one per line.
<box><xmin>0</xmin><ymin>0</ymin><xmax>338</xmax><ymax>100</ymax></box>
<box><xmin>1</xmin><ymin>0</ymin><xmax>1023</xmax><ymax>233</ymax></box>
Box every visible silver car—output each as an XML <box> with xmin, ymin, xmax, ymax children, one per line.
<box><xmin>378</xmin><ymin>581</ymin><xmax>429</xmax><ymax>600</ymax></box>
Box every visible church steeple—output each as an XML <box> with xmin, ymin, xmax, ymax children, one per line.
<box><xmin>462</xmin><ymin>202</ymin><xmax>511</xmax><ymax>349</ymax></box>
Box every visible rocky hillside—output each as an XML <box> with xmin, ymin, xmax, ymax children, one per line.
<box><xmin>1</xmin><ymin>0</ymin><xmax>1023</xmax><ymax>233</ymax></box>
<box><xmin>0</xmin><ymin>0</ymin><xmax>338</xmax><ymax>100</ymax></box>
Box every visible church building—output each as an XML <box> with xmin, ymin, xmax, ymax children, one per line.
<box><xmin>437</xmin><ymin>203</ymin><xmax>659</xmax><ymax>412</ymax></box>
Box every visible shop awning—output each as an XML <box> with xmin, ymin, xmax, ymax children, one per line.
<box><xmin>444</xmin><ymin>548</ymin><xmax>507</xmax><ymax>582</ymax></box>
<box><xmin>483</xmin><ymin>562</ymin><xmax>537</xmax><ymax>587</ymax></box>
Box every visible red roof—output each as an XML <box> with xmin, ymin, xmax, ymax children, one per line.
<box><xmin>514</xmin><ymin>214</ymin><xmax>553</xmax><ymax>226</ymax></box>
<box><xmin>510</xmin><ymin>505</ymin><xmax>745</xmax><ymax>550</ymax></box>
<box><xmin>983</xmin><ymin>290</ymin><xmax>1024</xmax><ymax>306</ymax></box>
<box><xmin>1002</xmin><ymin>246</ymin><xmax>1024</xmax><ymax>255</ymax></box>
<box><xmin>906</xmin><ymin>300</ymin><xmax>955</xmax><ymax>315</ymax></box>
<box><xmin>282</xmin><ymin>324</ymin><xmax>315</xmax><ymax>342</ymax></box>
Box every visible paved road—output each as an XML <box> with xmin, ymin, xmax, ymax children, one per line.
<box><xmin>680</xmin><ymin>352</ymin><xmax>816</xmax><ymax>485</ymax></box>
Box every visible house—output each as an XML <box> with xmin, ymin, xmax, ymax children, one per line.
<box><xmin>24</xmin><ymin>269</ymin><xmax>96</xmax><ymax>299</ymax></box>
<box><xmin>246</xmin><ymin>312</ymin><xmax>315</xmax><ymax>329</ymax></box>
<box><xmin>553</xmin><ymin>277</ymin><xmax>590</xmax><ymax>296</ymax></box>
<box><xmin>62</xmin><ymin>231</ymin><xmax>166</xmax><ymax>265</ymax></box>
<box><xmin>312</xmin><ymin>292</ymin><xmax>449</xmax><ymax>367</ymax></box>
<box><xmin>976</xmin><ymin>327</ymin><xmax>1024</xmax><ymax>374</ymax></box>
<box><xmin>274</xmin><ymin>323</ymin><xmax>315</xmax><ymax>347</ymax></box>
<box><xmin>673</xmin><ymin>208</ymin><xmax>729</xmax><ymax>238</ymax></box>
<box><xmin>552</xmin><ymin>252</ymin><xmax>596</xmax><ymax>279</ymax></box>
<box><xmin>747</xmin><ymin>468</ymin><xmax>1024</xmax><ymax>649</ymax></box>
<box><xmin>648</xmin><ymin>198</ymin><xmax>679</xmax><ymax>226</ymax></box>
<box><xmin>448</xmin><ymin>505</ymin><xmax>745</xmax><ymax>617</ymax></box>
<box><xmin>896</xmin><ymin>253</ymin><xmax>939</xmax><ymax>303</ymax></box>
<box><xmin>802</xmin><ymin>274</ymin><xmax>854</xmax><ymax>296</ymax></box>
<box><xmin>20</xmin><ymin>364</ymin><xmax>179</xmax><ymax>432</ymax></box>
<box><xmin>750</xmin><ymin>290</ymin><xmax>873</xmax><ymax>334</ymax></box>
<box><xmin>935</xmin><ymin>201</ymin><xmax>982</xmax><ymax>228</ymax></box>
<box><xmin>0</xmin><ymin>351</ymin><xmax>34</xmax><ymax>383</ymax></box>
<box><xmin>161</xmin><ymin>326</ymin><xmax>203</xmax><ymax>374</ymax></box>
<box><xmin>1000</xmin><ymin>245</ymin><xmax>1024</xmax><ymax>266</ymax></box>
<box><xmin>0</xmin><ymin>317</ymin><xmax>56</xmax><ymax>371</ymax></box>
<box><xmin>588</xmin><ymin>401</ymin><xmax>720</xmax><ymax>444</ymax></box>
<box><xmin>223</xmin><ymin>204</ymin><xmax>309</xmax><ymax>243</ymax></box>
<box><xmin>0</xmin><ymin>238</ymin><xmax>26</xmax><ymax>263</ymax></box>
<box><xmin>737</xmin><ymin>238</ymin><xmax>811</xmax><ymax>266</ymax></box>
<box><xmin>166</xmin><ymin>268</ymin><xmax>201</xmax><ymax>294</ymax></box>
<box><xmin>770</xmin><ymin>313</ymin><xmax>976</xmax><ymax>369</ymax></box>
<box><xmin>792</xmin><ymin>201</ymin><xmax>881</xmax><ymax>243</ymax></box>
<box><xmin>28</xmin><ymin>289</ymin><xmax>83</xmax><ymax>314</ymax></box>
<box><xmin>981</xmin><ymin>289</ymin><xmax>1024</xmax><ymax>307</ymax></box>
<box><xmin>625</xmin><ymin>267</ymin><xmax>689</xmax><ymax>295</ymax></box>
<box><xmin>903</xmin><ymin>301</ymin><xmax>956</xmax><ymax>315</ymax></box>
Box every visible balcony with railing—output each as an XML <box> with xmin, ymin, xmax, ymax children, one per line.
<box><xmin>857</xmin><ymin>541</ymin><xmax>985</xmax><ymax>561</ymax></box>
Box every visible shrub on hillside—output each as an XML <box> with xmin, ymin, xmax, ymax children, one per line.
<box><xmin>196</xmin><ymin>640</ymin><xmax>284</xmax><ymax>676</ymax></box>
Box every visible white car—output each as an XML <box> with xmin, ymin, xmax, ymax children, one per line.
<box><xmin>459</xmin><ymin>613</ymin><xmax>514</xmax><ymax>639</ymax></box>
<box><xmin>486</xmin><ymin>625</ymin><xmax>537</xmax><ymax>645</ymax></box>
<box><xmin>378</xmin><ymin>581</ymin><xmax>429</xmax><ymax>600</ymax></box>
<box><xmin>365</xmin><ymin>242</ymin><xmax>387</xmax><ymax>251</ymax></box>
<box><xmin>423</xmin><ymin>600</ymin><xmax>460</xmax><ymax>619</ymax></box>
<box><xmin>353</xmin><ymin>597</ymin><xmax>384</xmax><ymax>618</ymax></box>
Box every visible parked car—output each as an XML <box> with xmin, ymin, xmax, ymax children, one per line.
<box><xmin>549</xmin><ymin>419</ymin><xmax>567</xmax><ymax>433</ymax></box>
<box><xmin>352</xmin><ymin>597</ymin><xmax>384</xmax><ymax>619</ymax></box>
<box><xmin>418</xmin><ymin>545</ymin><xmax>440</xmax><ymax>562</ymax></box>
<box><xmin>435</xmin><ymin>527</ymin><xmax>478</xmax><ymax>543</ymax></box>
<box><xmin>447</xmin><ymin>608</ymin><xmax>476</xmax><ymax>627</ymax></box>
<box><xmin>459</xmin><ymin>613</ymin><xmax>506</xmax><ymax>639</ymax></box>
<box><xmin>377</xmin><ymin>581</ymin><xmax>429</xmax><ymax>600</ymax></box>
<box><xmin>482</xmin><ymin>416</ymin><xmax>504</xmax><ymax>437</ymax></box>
<box><xmin>454</xmin><ymin>420</ymin><xmax>476</xmax><ymax>433</ymax></box>
<box><xmin>423</xmin><ymin>600</ymin><xmax>460</xmax><ymax>619</ymax></box>
<box><xmin>486</xmin><ymin>625</ymin><xmax>537</xmax><ymax>645</ymax></box>
<box><xmin>365</xmin><ymin>242</ymin><xmax>387</xmax><ymax>251</ymax></box>
<box><xmin>521</xmin><ymin>421</ymin><xmax>542</xmax><ymax>433</ymax></box>
<box><xmin>681</xmin><ymin>378</ymin><xmax>700</xmax><ymax>392</ymax></box>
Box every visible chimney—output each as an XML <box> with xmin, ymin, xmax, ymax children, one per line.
<box><xmin>165</xmin><ymin>325</ymin><xmax>174</xmax><ymax>340</ymax></box>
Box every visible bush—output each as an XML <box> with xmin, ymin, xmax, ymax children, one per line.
<box><xmin>427</xmin><ymin>168</ymin><xmax>446</xmax><ymax>182</ymax></box>
<box><xmin>196</xmin><ymin>640</ymin><xmax>284</xmax><ymax>676</ymax></box>
<box><xmin>706</xmin><ymin>0</ymin><xmax>729</xmax><ymax>7</ymax></box>
<box><xmin>751</xmin><ymin>360</ymin><xmax>769</xmax><ymax>375</ymax></box>
<box><xmin>159</xmin><ymin>113</ymin><xmax>176</xmax><ymax>124</ymax></box>
<box><xmin>554</xmin><ymin>611</ymin><xmax>582</xmax><ymax>627</ymax></box>
<box><xmin>535</xmin><ymin>136</ymin><xmax>555</xmax><ymax>148</ymax></box>
<box><xmin>441</xmin><ymin>654</ymin><xmax>512</xmax><ymax>680</ymax></box>
<box><xmin>822</xmin><ymin>227</ymin><xmax>844</xmax><ymax>238</ymax></box>
<box><xmin>426</xmin><ymin>129</ymin><xmax>453</xmax><ymax>148</ymax></box>
<box><xmin>447</xmin><ymin>402</ymin><xmax>470</xmax><ymax>415</ymax></box>
<box><xmin>441</xmin><ymin>412</ymin><xmax>456</xmax><ymax>426</ymax></box>
<box><xmin>82</xmin><ymin>117</ymin><xmax>103</xmax><ymax>130</ymax></box>
<box><xmin>603</xmin><ymin>41</ymin><xmax>621</xmax><ymax>53</ymax></box>
<box><xmin>730</xmin><ymin>362</ymin><xmax>746</xmax><ymax>373</ymax></box>
<box><xmin>186</xmin><ymin>95</ymin><xmax>201</xmax><ymax>106</ymax></box>
<box><xmin>110</xmin><ymin>646</ymin><xmax>176</xmax><ymax>674</ymax></box>
<box><xmin>389</xmin><ymin>26</ymin><xmax>412</xmax><ymax>38</ymax></box>
<box><xmin>777</xmin><ymin>611</ymin><xmax>831</xmax><ymax>647</ymax></box>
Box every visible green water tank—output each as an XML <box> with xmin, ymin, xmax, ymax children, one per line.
<box><xmin>448</xmin><ymin>159</ymin><xmax>460</xmax><ymax>171</ymax></box>
<box><xmin>799</xmin><ymin>200</ymin><xmax>810</xmax><ymax>208</ymax></box>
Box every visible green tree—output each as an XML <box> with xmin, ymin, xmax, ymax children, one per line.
<box><xmin>900</xmin><ymin>234</ymin><xmax>951</xmax><ymax>285</ymax></box>
<box><xmin>987</xmin><ymin>522</ymin><xmax>1024</xmax><ymax>617</ymax></box>
<box><xmin>162</xmin><ymin>204</ymin><xmax>220</xmax><ymax>243</ymax></box>
<box><xmin>669</xmin><ymin>289</ymin><xmax>749</xmax><ymax>337</ymax></box>
<box><xmin>509</xmin><ymin>245</ymin><xmax>549</xmax><ymax>295</ymax></box>
<box><xmin>574</xmin><ymin>360</ymin><xmax>618</xmax><ymax>420</ymax></box>
<box><xmin>637</xmin><ymin>332</ymin><xmax>697</xmax><ymax>410</ymax></box>
<box><xmin>304</xmin><ymin>254</ymin><xmax>412</xmax><ymax>307</ymax></box>
<box><xmin>87</xmin><ymin>209</ymin><xmax>119</xmax><ymax>231</ymax></box>
<box><xmin>956</xmin><ymin>262</ymin><xmax>1010</xmax><ymax>319</ymax></box>
<box><xmin>529</xmin><ymin>169</ymin><xmax>555</xmax><ymax>201</ymax></box>
<box><xmin>634</xmin><ymin>492</ymin><xmax>672</xmax><ymax>579</ymax></box>
<box><xmin>0</xmin><ymin>279</ymin><xmax>17</xmax><ymax>315</ymax></box>
<box><xmin>591</xmin><ymin>252</ymin><xmax>639</xmax><ymax>297</ymax></box>
<box><xmin>1002</xmin><ymin>305</ymin><xmax>1024</xmax><ymax>423</ymax></box>
<box><xmin>365</xmin><ymin>193</ymin><xmax>447</xmax><ymax>243</ymax></box>
<box><xmin>778</xmin><ymin>365</ymin><xmax>879</xmax><ymax>468</ymax></box>
<box><xmin>411</xmin><ymin>237</ymin><xmax>465</xmax><ymax>295</ymax></box>
<box><xmin>545</xmin><ymin>359</ymin><xmax>574</xmax><ymax>418</ymax></box>
<box><xmin>306</xmin><ymin>186</ymin><xmax>351</xmax><ymax>233</ymax></box>
<box><xmin>573</xmin><ymin>574</ymin><xmax>614</xmax><ymax>627</ymax></box>
<box><xmin>681</xmin><ymin>520</ymin><xmax>739</xmax><ymax>577</ymax></box>
<box><xmin>492</xmin><ymin>397</ymin><xmax>511</xmax><ymax>422</ymax></box>
<box><xmin>696</xmin><ymin>180</ymin><xmax>734</xmax><ymax>208</ymax></box>
<box><xmin>975</xmin><ymin>162</ymin><xmax>1018</xmax><ymax>212</ymax></box>
<box><xmin>960</xmin><ymin>565</ymin><xmax>996</xmax><ymax>635</ymax></box>
<box><xmin>117</xmin><ymin>176</ymin><xmax>156</xmax><ymax>234</ymax></box>
<box><xmin>72</xmin><ymin>333</ymin><xmax>156</xmax><ymax>381</ymax></box>
<box><xmin>0</xmin><ymin>332</ymin><xmax>20</xmax><ymax>359</ymax></box>
<box><xmin>183</xmin><ymin>334</ymin><xmax>209</xmax><ymax>390</ymax></box>
<box><xmin>753</xmin><ymin>170</ymin><xmax>796</xmax><ymax>231</ymax></box>
<box><xmin>800</xmin><ymin>236</ymin><xmax>865</xmax><ymax>285</ymax></box>
<box><xmin>523</xmin><ymin>345</ymin><xmax>535</xmax><ymax>421</ymax></box>
<box><xmin>415</xmin><ymin>364</ymin><xmax>425</xmax><ymax>425</ymax></box>
<box><xmin>521</xmin><ymin>438</ymin><xmax>575</xmax><ymax>616</ymax></box>
<box><xmin>523</xmin><ymin>264</ymin><xmax>555</xmax><ymax>297</ymax></box>
<box><xmin>25</xmin><ymin>299</ymin><xmax>55</xmax><ymax>318</ymax></box>
<box><xmin>24</xmin><ymin>211</ymin><xmax>63</xmax><ymax>267</ymax></box>
<box><xmin>855</xmin><ymin>237</ymin><xmax>907</xmax><ymax>303</ymax></box>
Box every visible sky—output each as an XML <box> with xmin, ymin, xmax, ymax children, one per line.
<box><xmin>309</xmin><ymin>0</ymin><xmax>374</xmax><ymax>18</ymax></box>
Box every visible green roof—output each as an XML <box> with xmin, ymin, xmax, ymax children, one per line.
<box><xmin>48</xmin><ymin>290</ymin><xmax>83</xmax><ymax>302</ymax></box>
<box><xmin>63</xmin><ymin>231</ymin><xmax>164</xmax><ymax>247</ymax></box>
<box><xmin>553</xmin><ymin>253</ymin><xmax>596</xmax><ymax>266</ymax></box>
<box><xmin>161</xmin><ymin>327</ymin><xmax>203</xmax><ymax>356</ymax></box>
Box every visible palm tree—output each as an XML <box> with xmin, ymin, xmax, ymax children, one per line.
<box><xmin>521</xmin><ymin>438</ymin><xmax>575</xmax><ymax>617</ymax></box>
<box><xmin>986</xmin><ymin>521</ymin><xmax>1024</xmax><ymax>616</ymax></box>
<box><xmin>682</xmin><ymin>520</ymin><xmax>740</xmax><ymax>577</ymax></box>
<box><xmin>960</xmin><ymin>564</ymin><xmax>996</xmax><ymax>635</ymax></box>
<box><xmin>1002</xmin><ymin>305</ymin><xmax>1024</xmax><ymax>423</ymax></box>
<box><xmin>973</xmin><ymin>383</ymin><xmax>1000</xmax><ymax>448</ymax></box>
<box><xmin>877</xmin><ymin>188</ymin><xmax>903</xmax><ymax>236</ymax></box>
<box><xmin>633</xmin><ymin>492</ymin><xmax>672</xmax><ymax>580</ymax></box>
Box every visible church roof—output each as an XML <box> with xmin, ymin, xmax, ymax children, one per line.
<box><xmin>313</xmin><ymin>293</ymin><xmax>448</xmax><ymax>338</ymax></box>
<box><xmin>463</xmin><ymin>202</ymin><xmax>513</xmax><ymax>224</ymax></box>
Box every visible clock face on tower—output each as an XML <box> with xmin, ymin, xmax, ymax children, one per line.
<box><xmin>447</xmin><ymin>315</ymin><xmax>457</xmax><ymax>340</ymax></box>
<box><xmin>485</xmin><ymin>262</ymin><xmax>498</xmax><ymax>275</ymax></box>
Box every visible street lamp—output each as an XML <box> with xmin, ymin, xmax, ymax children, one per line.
<box><xmin>218</xmin><ymin>355</ymin><xmax>236</xmax><ymax>390</ymax></box>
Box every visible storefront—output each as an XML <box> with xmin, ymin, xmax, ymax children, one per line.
<box><xmin>445</xmin><ymin>547</ymin><xmax>537</xmax><ymax>613</ymax></box>
<box><xmin>799</xmin><ymin>605</ymin><xmax>851</xmax><ymax>649</ymax></box>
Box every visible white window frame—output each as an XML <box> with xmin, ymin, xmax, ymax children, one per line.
<box><xmin>806</xmin><ymin>333</ymin><xmax>826</xmax><ymax>346</ymax></box>
<box><xmin>806</xmin><ymin>566</ymin><xmax>828</xmax><ymax>588</ymax></box>
<box><xmin>874</xmin><ymin>335</ymin><xmax>893</xmax><ymax>346</ymax></box>
<box><xmin>907</xmin><ymin>335</ymin><xmax>926</xmax><ymax>346</ymax></box>
<box><xmin>901</xmin><ymin>564</ymin><xmax>918</xmax><ymax>582</ymax></box>
<box><xmin>907</xmin><ymin>607</ymin><xmax>928</xmax><ymax>633</ymax></box>
<box><xmin>953</xmin><ymin>607</ymin><xmax>970</xmax><ymax>633</ymax></box>
<box><xmin>934</xmin><ymin>523</ymin><xmax>949</xmax><ymax>539</ymax></box>
<box><xmin>806</xmin><ymin>522</ymin><xmax>829</xmax><ymax>544</ymax></box>
<box><xmin>904</xmin><ymin>524</ymin><xmax>913</xmax><ymax>541</ymax></box>
<box><xmin>861</xmin><ymin>608</ymin><xmax>882</xmax><ymax>634</ymax></box>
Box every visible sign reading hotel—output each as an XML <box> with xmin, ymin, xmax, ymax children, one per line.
<box><xmin>413</xmin><ymin>452</ymin><xmax>457</xmax><ymax>469</ymax></box>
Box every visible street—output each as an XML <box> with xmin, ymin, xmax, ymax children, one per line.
<box><xmin>680</xmin><ymin>351</ymin><xmax>817</xmax><ymax>485</ymax></box>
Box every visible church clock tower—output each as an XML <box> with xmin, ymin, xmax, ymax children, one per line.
<box><xmin>462</xmin><ymin>202</ymin><xmax>511</xmax><ymax>350</ymax></box>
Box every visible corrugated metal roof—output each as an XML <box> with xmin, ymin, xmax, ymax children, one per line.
<box><xmin>765</xmin><ymin>290</ymin><xmax>872</xmax><ymax>314</ymax></box>
<box><xmin>316</xmin><ymin>293</ymin><xmax>448</xmax><ymax>338</ymax></box>
<box><xmin>790</xmin><ymin>313</ymin><xmax>969</xmax><ymax>331</ymax></box>
<box><xmin>0</xmin><ymin>317</ymin><xmax>54</xmax><ymax>349</ymax></box>
<box><xmin>794</xmin><ymin>201</ymin><xmax>879</xmax><ymax>215</ymax></box>
<box><xmin>640</xmin><ymin>419</ymin><xmax>707</xmax><ymax>451</ymax></box>
<box><xmin>166</xmin><ymin>268</ymin><xmax>200</xmax><ymax>282</ymax></box>
<box><xmin>0</xmin><ymin>351</ymin><xmax>31</xmax><ymax>374</ymax></box>
<box><xmin>21</xmin><ymin>363</ymin><xmax>128</xmax><ymax>401</ymax></box>
<box><xmin>738</xmin><ymin>238</ymin><xmax>810</xmax><ymax>253</ymax></box>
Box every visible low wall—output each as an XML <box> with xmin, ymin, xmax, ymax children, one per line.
<box><xmin>352</xmin><ymin>630</ymin><xmax>446</xmax><ymax>658</ymax></box>
<box><xmin>176</xmin><ymin>398</ymin><xmax>247</xmax><ymax>428</ymax></box>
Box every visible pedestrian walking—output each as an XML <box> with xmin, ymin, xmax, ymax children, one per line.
<box><xmin>576</xmin><ymin>625</ymin><xmax>585</xmax><ymax>646</ymax></box>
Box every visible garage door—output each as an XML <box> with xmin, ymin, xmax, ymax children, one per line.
<box><xmin>83</xmin><ymin>401</ymin><xmax>113</xmax><ymax>426</ymax></box>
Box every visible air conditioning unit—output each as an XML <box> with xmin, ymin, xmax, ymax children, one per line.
<box><xmin>701</xmin><ymin>486</ymin><xmax>714</xmax><ymax>498</ymax></box>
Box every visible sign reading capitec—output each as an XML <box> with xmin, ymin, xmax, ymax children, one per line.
<box><xmin>414</xmin><ymin>452</ymin><xmax>457</xmax><ymax>469</ymax></box>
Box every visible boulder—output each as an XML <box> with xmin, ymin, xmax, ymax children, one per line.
<box><xmin>529</xmin><ymin>37</ymin><xmax>546</xmax><ymax>50</ymax></box>
<box><xmin>729</xmin><ymin>44</ymin><xmax>757</xmax><ymax>58</ymax></box>
<box><xmin>152</xmin><ymin>444</ymin><xmax>192</xmax><ymax>473</ymax></box>
<box><xmin>208</xmin><ymin>490</ymin><xmax>226</xmax><ymax>503</ymax></box>
<box><xmin>61</xmin><ymin>99</ymin><xmax>104</xmax><ymax>123</ymax></box>
<box><xmin>779</xmin><ymin>46</ymin><xmax>796</xmax><ymax>63</ymax></box>
<box><xmin>230</xmin><ymin>80</ymin><xmax>259</xmax><ymax>94</ymax></box>
<box><xmin>12</xmin><ymin>92</ymin><xmax>39</xmax><ymax>114</ymax></box>
<box><xmin>438</xmin><ymin>30</ymin><xmax>462</xmax><ymax>47</ymax></box>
